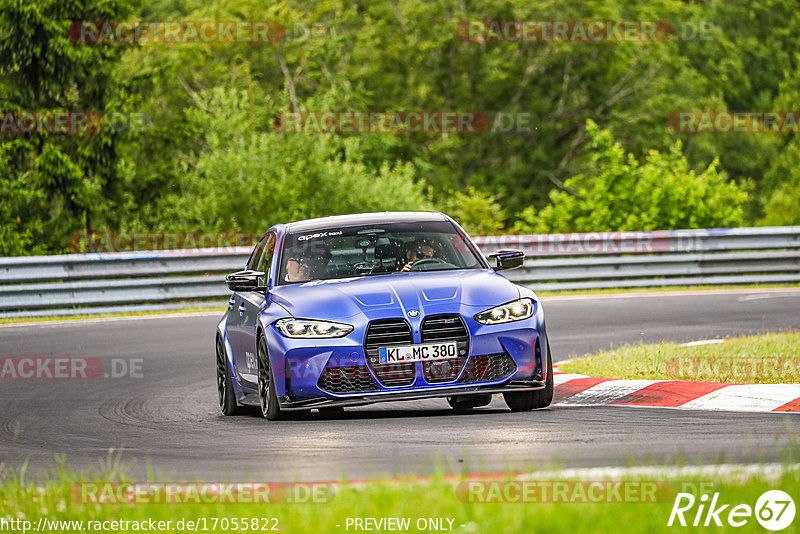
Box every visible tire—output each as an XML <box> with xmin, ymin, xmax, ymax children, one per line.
<box><xmin>530</xmin><ymin>340</ymin><xmax>554</xmax><ymax>409</ymax></box>
<box><xmin>257</xmin><ymin>334</ymin><xmax>284</xmax><ymax>420</ymax></box>
<box><xmin>216</xmin><ymin>336</ymin><xmax>245</xmax><ymax>415</ymax></box>
<box><xmin>447</xmin><ymin>394</ymin><xmax>492</xmax><ymax>411</ymax></box>
<box><xmin>503</xmin><ymin>390</ymin><xmax>534</xmax><ymax>412</ymax></box>
<box><xmin>504</xmin><ymin>339</ymin><xmax>554</xmax><ymax>411</ymax></box>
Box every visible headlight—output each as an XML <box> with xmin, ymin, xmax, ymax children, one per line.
<box><xmin>474</xmin><ymin>298</ymin><xmax>535</xmax><ymax>325</ymax></box>
<box><xmin>274</xmin><ymin>318</ymin><xmax>354</xmax><ymax>338</ymax></box>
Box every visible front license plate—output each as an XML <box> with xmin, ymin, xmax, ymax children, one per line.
<box><xmin>378</xmin><ymin>342</ymin><xmax>458</xmax><ymax>364</ymax></box>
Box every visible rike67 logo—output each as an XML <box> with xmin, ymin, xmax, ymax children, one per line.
<box><xmin>668</xmin><ymin>490</ymin><xmax>796</xmax><ymax>530</ymax></box>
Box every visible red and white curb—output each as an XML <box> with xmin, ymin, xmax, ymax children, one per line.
<box><xmin>552</xmin><ymin>351</ymin><xmax>800</xmax><ymax>414</ymax></box>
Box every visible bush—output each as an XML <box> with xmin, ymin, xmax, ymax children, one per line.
<box><xmin>758</xmin><ymin>139</ymin><xmax>800</xmax><ymax>226</ymax></box>
<box><xmin>439</xmin><ymin>186</ymin><xmax>506</xmax><ymax>235</ymax></box>
<box><xmin>513</xmin><ymin>120</ymin><xmax>749</xmax><ymax>233</ymax></box>
<box><xmin>0</xmin><ymin>143</ymin><xmax>46</xmax><ymax>256</ymax></box>
<box><xmin>151</xmin><ymin>88</ymin><xmax>431</xmax><ymax>232</ymax></box>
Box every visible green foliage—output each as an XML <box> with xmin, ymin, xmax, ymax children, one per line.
<box><xmin>758</xmin><ymin>139</ymin><xmax>800</xmax><ymax>226</ymax></box>
<box><xmin>756</xmin><ymin>80</ymin><xmax>800</xmax><ymax>226</ymax></box>
<box><xmin>513</xmin><ymin>121</ymin><xmax>749</xmax><ymax>233</ymax></box>
<box><xmin>138</xmin><ymin>88</ymin><xmax>430</xmax><ymax>232</ymax></box>
<box><xmin>759</xmin><ymin>181</ymin><xmax>800</xmax><ymax>226</ymax></box>
<box><xmin>3</xmin><ymin>463</ymin><xmax>800</xmax><ymax>534</ymax></box>
<box><xmin>0</xmin><ymin>142</ymin><xmax>45</xmax><ymax>255</ymax></box>
<box><xmin>0</xmin><ymin>0</ymin><xmax>140</xmax><ymax>254</ymax></box>
<box><xmin>3</xmin><ymin>0</ymin><xmax>800</xmax><ymax>256</ymax></box>
<box><xmin>439</xmin><ymin>187</ymin><xmax>506</xmax><ymax>236</ymax></box>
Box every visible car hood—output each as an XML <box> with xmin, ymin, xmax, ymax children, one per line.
<box><xmin>268</xmin><ymin>270</ymin><xmax>520</xmax><ymax>320</ymax></box>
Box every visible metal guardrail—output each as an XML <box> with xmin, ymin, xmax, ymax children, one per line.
<box><xmin>1</xmin><ymin>227</ymin><xmax>799</xmax><ymax>318</ymax></box>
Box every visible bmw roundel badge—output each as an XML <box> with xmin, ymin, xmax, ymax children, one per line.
<box><xmin>407</xmin><ymin>310</ymin><xmax>420</xmax><ymax>318</ymax></box>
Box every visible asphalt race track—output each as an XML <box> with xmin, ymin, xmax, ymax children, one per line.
<box><xmin>1</xmin><ymin>289</ymin><xmax>799</xmax><ymax>481</ymax></box>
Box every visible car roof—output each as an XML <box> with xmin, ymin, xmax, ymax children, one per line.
<box><xmin>283</xmin><ymin>211</ymin><xmax>450</xmax><ymax>233</ymax></box>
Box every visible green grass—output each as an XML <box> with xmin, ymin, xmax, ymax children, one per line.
<box><xmin>558</xmin><ymin>332</ymin><xmax>800</xmax><ymax>384</ymax></box>
<box><xmin>538</xmin><ymin>282</ymin><xmax>800</xmax><ymax>297</ymax></box>
<box><xmin>0</xmin><ymin>306</ymin><xmax>226</xmax><ymax>325</ymax></box>
<box><xmin>2</xmin><ymin>463</ymin><xmax>799</xmax><ymax>533</ymax></box>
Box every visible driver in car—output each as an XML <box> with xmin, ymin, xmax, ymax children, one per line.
<box><xmin>284</xmin><ymin>244</ymin><xmax>331</xmax><ymax>282</ymax></box>
<box><xmin>401</xmin><ymin>240</ymin><xmax>437</xmax><ymax>272</ymax></box>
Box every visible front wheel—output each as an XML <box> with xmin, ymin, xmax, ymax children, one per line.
<box><xmin>217</xmin><ymin>336</ymin><xmax>244</xmax><ymax>415</ymax></box>
<box><xmin>257</xmin><ymin>334</ymin><xmax>283</xmax><ymax>420</ymax></box>
<box><xmin>504</xmin><ymin>339</ymin><xmax>554</xmax><ymax>411</ymax></box>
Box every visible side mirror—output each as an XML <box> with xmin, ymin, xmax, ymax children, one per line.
<box><xmin>225</xmin><ymin>270</ymin><xmax>267</xmax><ymax>292</ymax></box>
<box><xmin>488</xmin><ymin>249</ymin><xmax>524</xmax><ymax>271</ymax></box>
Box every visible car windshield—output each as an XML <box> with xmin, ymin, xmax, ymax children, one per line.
<box><xmin>278</xmin><ymin>220</ymin><xmax>485</xmax><ymax>284</ymax></box>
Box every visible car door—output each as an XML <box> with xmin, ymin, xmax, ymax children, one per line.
<box><xmin>235</xmin><ymin>232</ymin><xmax>275</xmax><ymax>387</ymax></box>
<box><xmin>226</xmin><ymin>235</ymin><xmax>266</xmax><ymax>384</ymax></box>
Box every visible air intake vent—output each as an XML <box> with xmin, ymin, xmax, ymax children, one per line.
<box><xmin>458</xmin><ymin>353</ymin><xmax>516</xmax><ymax>384</ymax></box>
<box><xmin>421</xmin><ymin>314</ymin><xmax>469</xmax><ymax>383</ymax></box>
<box><xmin>364</xmin><ymin>319</ymin><xmax>415</xmax><ymax>386</ymax></box>
<box><xmin>317</xmin><ymin>365</ymin><xmax>380</xmax><ymax>394</ymax></box>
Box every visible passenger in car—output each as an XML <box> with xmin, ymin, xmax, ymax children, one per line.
<box><xmin>284</xmin><ymin>244</ymin><xmax>332</xmax><ymax>282</ymax></box>
<box><xmin>284</xmin><ymin>257</ymin><xmax>311</xmax><ymax>282</ymax></box>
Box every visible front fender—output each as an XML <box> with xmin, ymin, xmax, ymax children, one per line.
<box><xmin>217</xmin><ymin>313</ymin><xmax>244</xmax><ymax>396</ymax></box>
<box><xmin>258</xmin><ymin>301</ymin><xmax>295</xmax><ymax>398</ymax></box>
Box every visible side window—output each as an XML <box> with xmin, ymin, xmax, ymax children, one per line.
<box><xmin>256</xmin><ymin>233</ymin><xmax>275</xmax><ymax>274</ymax></box>
<box><xmin>246</xmin><ymin>238</ymin><xmax>266</xmax><ymax>271</ymax></box>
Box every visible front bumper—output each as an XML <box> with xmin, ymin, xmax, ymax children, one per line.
<box><xmin>276</xmin><ymin>380</ymin><xmax>547</xmax><ymax>411</ymax></box>
<box><xmin>263</xmin><ymin>304</ymin><xmax>547</xmax><ymax>404</ymax></box>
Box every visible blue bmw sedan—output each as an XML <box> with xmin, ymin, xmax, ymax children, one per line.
<box><xmin>216</xmin><ymin>211</ymin><xmax>552</xmax><ymax>420</ymax></box>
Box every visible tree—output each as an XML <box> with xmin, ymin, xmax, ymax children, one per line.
<box><xmin>0</xmin><ymin>0</ymin><xmax>140</xmax><ymax>254</ymax></box>
<box><xmin>513</xmin><ymin>120</ymin><xmax>749</xmax><ymax>233</ymax></box>
<box><xmin>4</xmin><ymin>0</ymin><xmax>800</xmax><ymax>256</ymax></box>
<box><xmin>439</xmin><ymin>186</ymin><xmax>505</xmax><ymax>235</ymax></box>
<box><xmin>139</xmin><ymin>87</ymin><xmax>431</xmax><ymax>232</ymax></box>
<box><xmin>0</xmin><ymin>141</ymin><xmax>45</xmax><ymax>255</ymax></box>
<box><xmin>758</xmin><ymin>138</ymin><xmax>800</xmax><ymax>226</ymax></box>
